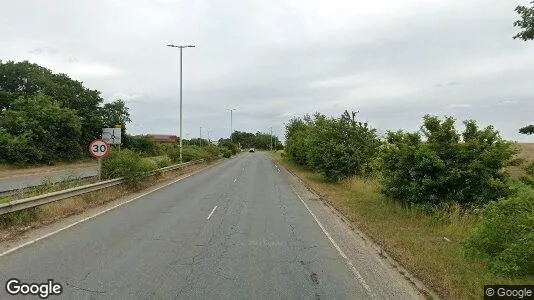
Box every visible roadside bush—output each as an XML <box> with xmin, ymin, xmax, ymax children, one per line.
<box><xmin>204</xmin><ymin>145</ymin><xmax>221</xmax><ymax>162</ymax></box>
<box><xmin>181</xmin><ymin>146</ymin><xmax>208</xmax><ymax>162</ymax></box>
<box><xmin>155</xmin><ymin>156</ymin><xmax>172</xmax><ymax>168</ymax></box>
<box><xmin>377</xmin><ymin>116</ymin><xmax>518</xmax><ymax>206</ymax></box>
<box><xmin>520</xmin><ymin>160</ymin><xmax>534</xmax><ymax>187</ymax></box>
<box><xmin>221</xmin><ymin>148</ymin><xmax>232</xmax><ymax>158</ymax></box>
<box><xmin>463</xmin><ymin>182</ymin><xmax>534</xmax><ymax>277</ymax></box>
<box><xmin>285</xmin><ymin>116</ymin><xmax>312</xmax><ymax>166</ymax></box>
<box><xmin>154</xmin><ymin>143</ymin><xmax>176</xmax><ymax>156</ymax></box>
<box><xmin>123</xmin><ymin>134</ymin><xmax>158</xmax><ymax>156</ymax></box>
<box><xmin>166</xmin><ymin>146</ymin><xmax>181</xmax><ymax>163</ymax></box>
<box><xmin>101</xmin><ymin>149</ymin><xmax>156</xmax><ymax>185</ymax></box>
<box><xmin>0</xmin><ymin>93</ymin><xmax>83</xmax><ymax>164</ymax></box>
<box><xmin>166</xmin><ymin>145</ymin><xmax>221</xmax><ymax>163</ymax></box>
<box><xmin>285</xmin><ymin>111</ymin><xmax>380</xmax><ymax>182</ymax></box>
<box><xmin>218</xmin><ymin>140</ymin><xmax>239</xmax><ymax>155</ymax></box>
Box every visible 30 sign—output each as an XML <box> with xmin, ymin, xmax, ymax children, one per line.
<box><xmin>88</xmin><ymin>139</ymin><xmax>110</xmax><ymax>158</ymax></box>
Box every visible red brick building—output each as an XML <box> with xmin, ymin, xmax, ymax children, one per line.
<box><xmin>144</xmin><ymin>134</ymin><xmax>179</xmax><ymax>143</ymax></box>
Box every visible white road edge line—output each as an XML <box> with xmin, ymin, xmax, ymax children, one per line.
<box><xmin>206</xmin><ymin>205</ymin><xmax>218</xmax><ymax>220</ymax></box>
<box><xmin>291</xmin><ymin>187</ymin><xmax>375</xmax><ymax>297</ymax></box>
<box><xmin>0</xmin><ymin>163</ymin><xmax>216</xmax><ymax>258</ymax></box>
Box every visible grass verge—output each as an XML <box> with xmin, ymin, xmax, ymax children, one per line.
<box><xmin>0</xmin><ymin>161</ymin><xmax>212</xmax><ymax>242</ymax></box>
<box><xmin>0</xmin><ymin>176</ymin><xmax>98</xmax><ymax>205</ymax></box>
<box><xmin>273</xmin><ymin>152</ymin><xmax>533</xmax><ymax>299</ymax></box>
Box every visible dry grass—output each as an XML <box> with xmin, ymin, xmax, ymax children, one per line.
<box><xmin>0</xmin><ymin>177</ymin><xmax>98</xmax><ymax>205</ymax></box>
<box><xmin>0</xmin><ymin>155</ymin><xmax>169</xmax><ymax>179</ymax></box>
<box><xmin>518</xmin><ymin>143</ymin><xmax>534</xmax><ymax>159</ymax></box>
<box><xmin>274</xmin><ymin>152</ymin><xmax>533</xmax><ymax>299</ymax></box>
<box><xmin>0</xmin><ymin>159</ymin><xmax>96</xmax><ymax>179</ymax></box>
<box><xmin>508</xmin><ymin>143</ymin><xmax>534</xmax><ymax>178</ymax></box>
<box><xmin>0</xmin><ymin>161</ymin><xmax>211</xmax><ymax>242</ymax></box>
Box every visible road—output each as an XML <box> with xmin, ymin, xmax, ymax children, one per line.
<box><xmin>0</xmin><ymin>167</ymin><xmax>98</xmax><ymax>193</ymax></box>
<box><xmin>0</xmin><ymin>153</ymin><xmax>422</xmax><ymax>299</ymax></box>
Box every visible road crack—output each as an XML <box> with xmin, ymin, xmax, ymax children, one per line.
<box><xmin>66</xmin><ymin>282</ymin><xmax>106</xmax><ymax>294</ymax></box>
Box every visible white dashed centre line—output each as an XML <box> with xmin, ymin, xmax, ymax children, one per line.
<box><xmin>207</xmin><ymin>206</ymin><xmax>218</xmax><ymax>220</ymax></box>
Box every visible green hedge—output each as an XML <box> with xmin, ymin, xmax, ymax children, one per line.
<box><xmin>101</xmin><ymin>149</ymin><xmax>156</xmax><ymax>186</ymax></box>
<box><xmin>285</xmin><ymin>111</ymin><xmax>380</xmax><ymax>181</ymax></box>
<box><xmin>463</xmin><ymin>182</ymin><xmax>534</xmax><ymax>277</ymax></box>
<box><xmin>377</xmin><ymin>116</ymin><xmax>518</xmax><ymax>206</ymax></box>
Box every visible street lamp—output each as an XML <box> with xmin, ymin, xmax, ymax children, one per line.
<box><xmin>208</xmin><ymin>130</ymin><xmax>213</xmax><ymax>143</ymax></box>
<box><xmin>167</xmin><ymin>43</ymin><xmax>196</xmax><ymax>162</ymax></box>
<box><xmin>227</xmin><ymin>108</ymin><xmax>236</xmax><ymax>142</ymax></box>
<box><xmin>270</xmin><ymin>127</ymin><xmax>273</xmax><ymax>151</ymax></box>
<box><xmin>199</xmin><ymin>126</ymin><xmax>203</xmax><ymax>146</ymax></box>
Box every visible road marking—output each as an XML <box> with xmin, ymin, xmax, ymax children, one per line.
<box><xmin>206</xmin><ymin>205</ymin><xmax>218</xmax><ymax>220</ymax></box>
<box><xmin>291</xmin><ymin>187</ymin><xmax>374</xmax><ymax>297</ymax></box>
<box><xmin>0</xmin><ymin>162</ymin><xmax>220</xmax><ymax>258</ymax></box>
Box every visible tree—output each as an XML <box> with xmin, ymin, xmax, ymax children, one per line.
<box><xmin>231</xmin><ymin>130</ymin><xmax>283</xmax><ymax>150</ymax></box>
<box><xmin>0</xmin><ymin>93</ymin><xmax>82</xmax><ymax>164</ymax></box>
<box><xmin>513</xmin><ymin>1</ymin><xmax>534</xmax><ymax>41</ymax></box>
<box><xmin>0</xmin><ymin>60</ymin><xmax>105</xmax><ymax>145</ymax></box>
<box><xmin>285</xmin><ymin>111</ymin><xmax>380</xmax><ymax>181</ymax></box>
<box><xmin>377</xmin><ymin>116</ymin><xmax>518</xmax><ymax>206</ymax></box>
<box><xmin>519</xmin><ymin>125</ymin><xmax>534</xmax><ymax>135</ymax></box>
<box><xmin>101</xmin><ymin>99</ymin><xmax>131</xmax><ymax>128</ymax></box>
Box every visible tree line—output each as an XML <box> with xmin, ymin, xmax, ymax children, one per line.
<box><xmin>0</xmin><ymin>61</ymin><xmax>130</xmax><ymax>165</ymax></box>
<box><xmin>284</xmin><ymin>110</ymin><xmax>532</xmax><ymax>277</ymax></box>
<box><xmin>230</xmin><ymin>131</ymin><xmax>283</xmax><ymax>150</ymax></box>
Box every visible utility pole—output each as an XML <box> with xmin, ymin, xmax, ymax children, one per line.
<box><xmin>228</xmin><ymin>109</ymin><xmax>236</xmax><ymax>142</ymax></box>
<box><xmin>199</xmin><ymin>126</ymin><xmax>203</xmax><ymax>146</ymax></box>
<box><xmin>208</xmin><ymin>130</ymin><xmax>213</xmax><ymax>143</ymax></box>
<box><xmin>270</xmin><ymin>127</ymin><xmax>273</xmax><ymax>151</ymax></box>
<box><xmin>167</xmin><ymin>43</ymin><xmax>196</xmax><ymax>163</ymax></box>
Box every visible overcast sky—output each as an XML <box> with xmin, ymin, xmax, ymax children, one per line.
<box><xmin>1</xmin><ymin>0</ymin><xmax>533</xmax><ymax>142</ymax></box>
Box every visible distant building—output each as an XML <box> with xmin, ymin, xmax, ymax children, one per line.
<box><xmin>144</xmin><ymin>134</ymin><xmax>179</xmax><ymax>143</ymax></box>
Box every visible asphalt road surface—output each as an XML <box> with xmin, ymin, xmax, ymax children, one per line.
<box><xmin>0</xmin><ymin>153</ymin><xmax>422</xmax><ymax>299</ymax></box>
<box><xmin>0</xmin><ymin>167</ymin><xmax>98</xmax><ymax>193</ymax></box>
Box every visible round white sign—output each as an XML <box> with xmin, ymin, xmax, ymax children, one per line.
<box><xmin>88</xmin><ymin>139</ymin><xmax>110</xmax><ymax>158</ymax></box>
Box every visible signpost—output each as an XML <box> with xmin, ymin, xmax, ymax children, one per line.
<box><xmin>88</xmin><ymin>139</ymin><xmax>110</xmax><ymax>181</ymax></box>
<box><xmin>102</xmin><ymin>128</ymin><xmax>122</xmax><ymax>146</ymax></box>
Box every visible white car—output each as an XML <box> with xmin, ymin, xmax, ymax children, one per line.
<box><xmin>249</xmin><ymin>148</ymin><xmax>255</xmax><ymax>152</ymax></box>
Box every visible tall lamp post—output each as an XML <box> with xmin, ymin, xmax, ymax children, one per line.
<box><xmin>208</xmin><ymin>130</ymin><xmax>213</xmax><ymax>143</ymax></box>
<box><xmin>270</xmin><ymin>127</ymin><xmax>273</xmax><ymax>151</ymax></box>
<box><xmin>227</xmin><ymin>108</ymin><xmax>236</xmax><ymax>142</ymax></box>
<box><xmin>167</xmin><ymin>44</ymin><xmax>195</xmax><ymax>162</ymax></box>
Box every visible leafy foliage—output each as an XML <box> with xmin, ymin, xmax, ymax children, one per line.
<box><xmin>122</xmin><ymin>134</ymin><xmax>159</xmax><ymax>156</ymax></box>
<box><xmin>285</xmin><ymin>111</ymin><xmax>380</xmax><ymax>181</ymax></box>
<box><xmin>513</xmin><ymin>1</ymin><xmax>534</xmax><ymax>41</ymax></box>
<box><xmin>377</xmin><ymin>116</ymin><xmax>518</xmax><ymax>206</ymax></box>
<box><xmin>519</xmin><ymin>125</ymin><xmax>534</xmax><ymax>135</ymax></box>
<box><xmin>0</xmin><ymin>61</ymin><xmax>132</xmax><ymax>164</ymax></box>
<box><xmin>0</xmin><ymin>93</ymin><xmax>82</xmax><ymax>164</ymax></box>
<box><xmin>463</xmin><ymin>182</ymin><xmax>534</xmax><ymax>277</ymax></box>
<box><xmin>154</xmin><ymin>156</ymin><xmax>172</xmax><ymax>168</ymax></box>
<box><xmin>167</xmin><ymin>145</ymin><xmax>220</xmax><ymax>163</ymax></box>
<box><xmin>218</xmin><ymin>139</ymin><xmax>239</xmax><ymax>155</ymax></box>
<box><xmin>101</xmin><ymin>149</ymin><xmax>156</xmax><ymax>186</ymax></box>
<box><xmin>231</xmin><ymin>131</ymin><xmax>283</xmax><ymax>150</ymax></box>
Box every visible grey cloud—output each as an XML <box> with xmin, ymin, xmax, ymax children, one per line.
<box><xmin>1</xmin><ymin>0</ymin><xmax>533</xmax><ymax>143</ymax></box>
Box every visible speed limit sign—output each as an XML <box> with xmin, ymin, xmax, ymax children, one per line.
<box><xmin>88</xmin><ymin>139</ymin><xmax>110</xmax><ymax>159</ymax></box>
